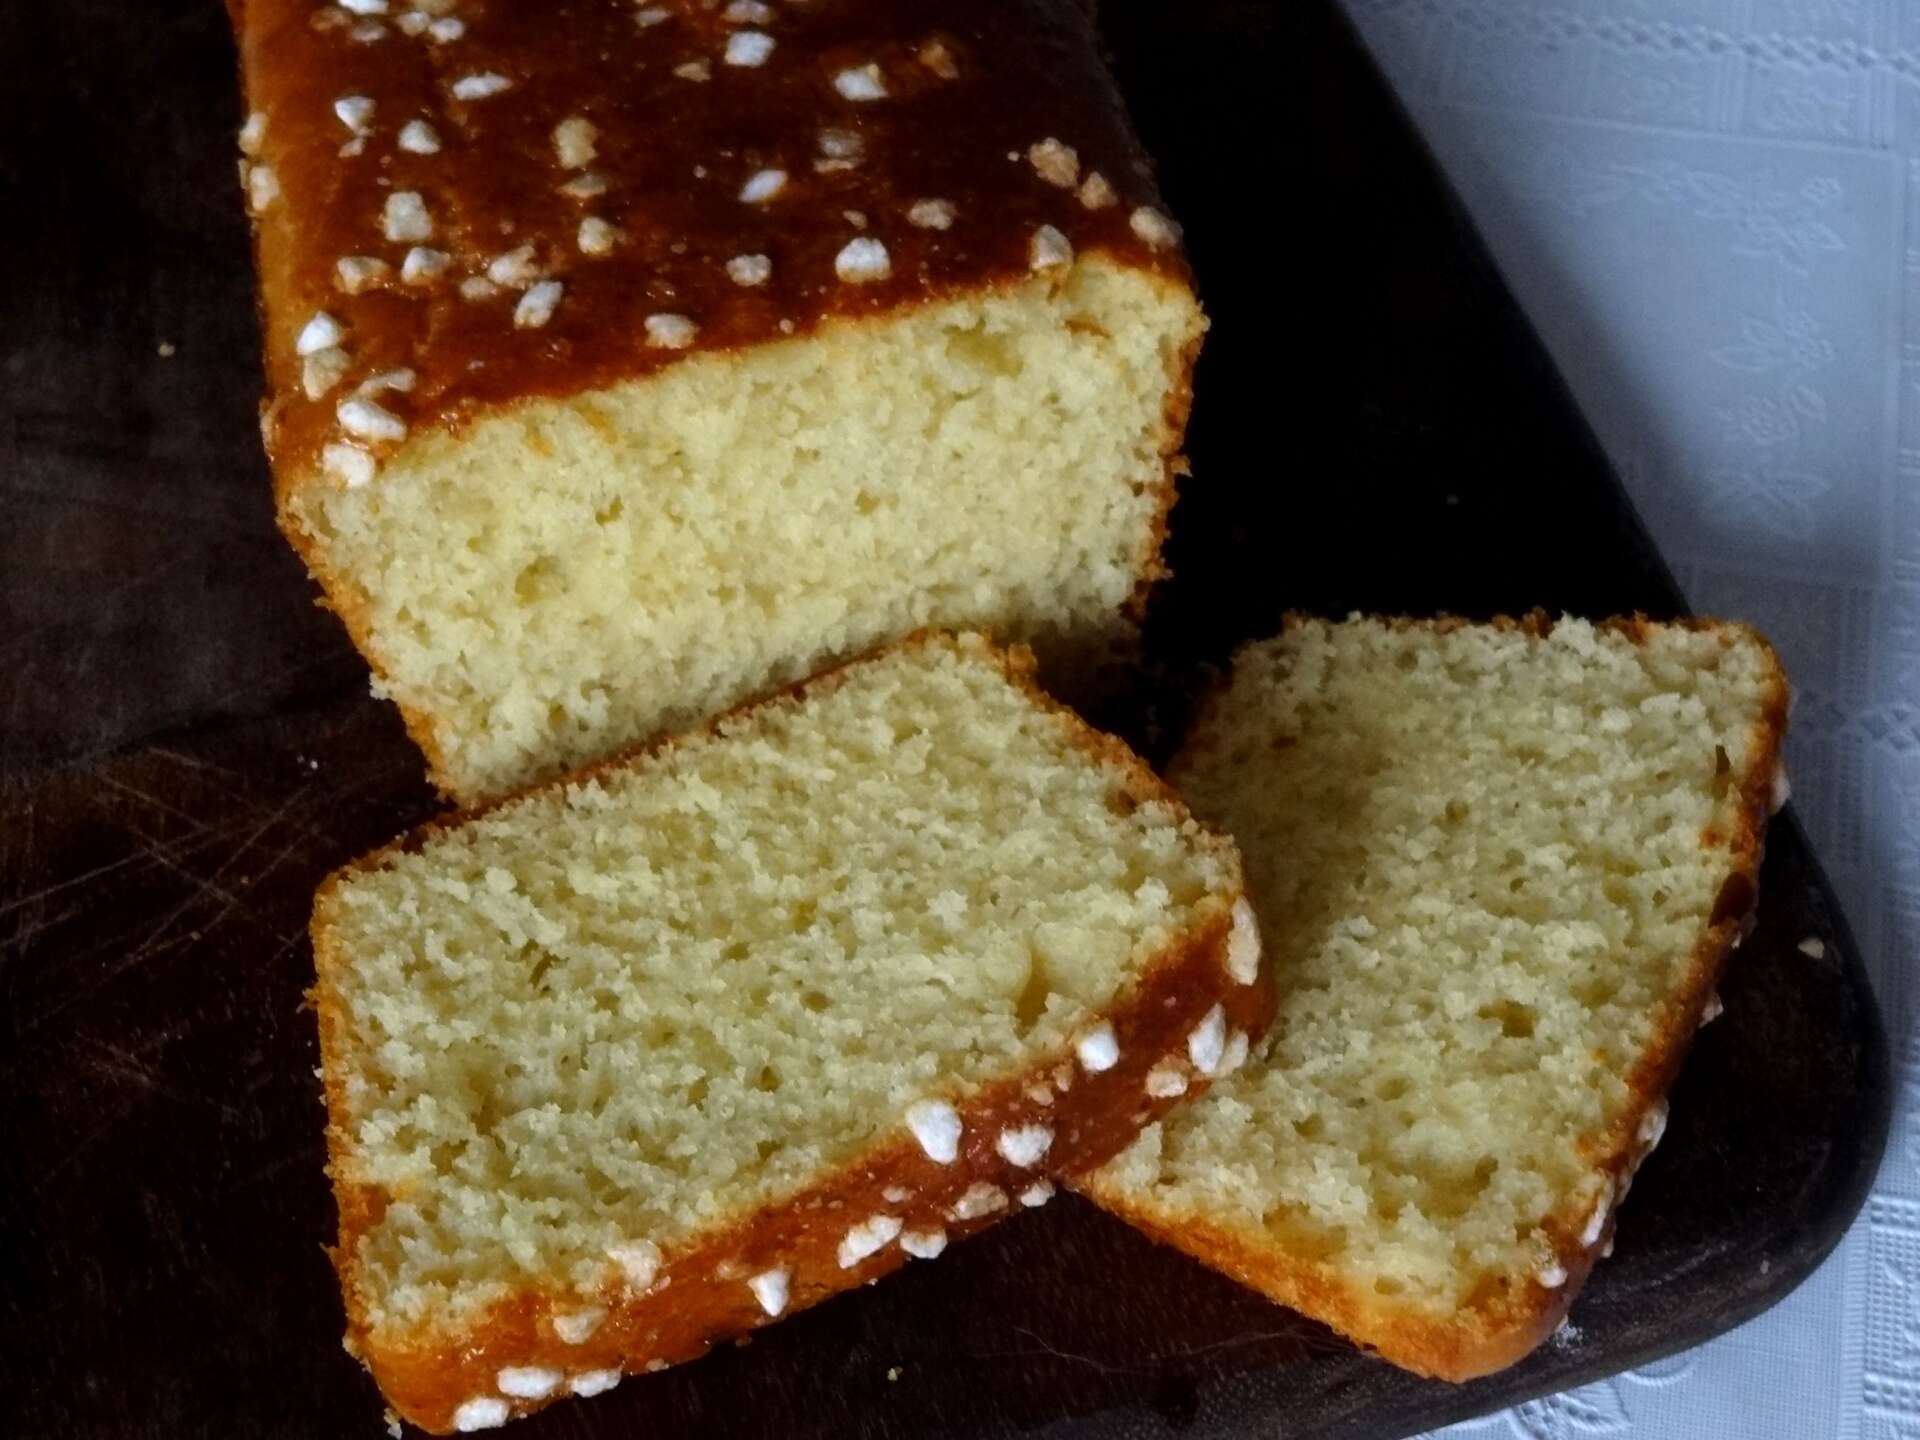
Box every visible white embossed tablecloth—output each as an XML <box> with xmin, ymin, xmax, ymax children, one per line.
<box><xmin>1324</xmin><ymin>2</ymin><xmax>1915</xmax><ymax>1436</ymax></box>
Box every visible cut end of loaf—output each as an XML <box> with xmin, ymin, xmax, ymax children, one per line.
<box><xmin>1082</xmin><ymin>614</ymin><xmax>1789</xmax><ymax>1380</ymax></box>
<box><xmin>311</xmin><ymin>631</ymin><xmax>1259</xmax><ymax>1429</ymax></box>
<box><xmin>286</xmin><ymin>259</ymin><xmax>1202</xmax><ymax>802</ymax></box>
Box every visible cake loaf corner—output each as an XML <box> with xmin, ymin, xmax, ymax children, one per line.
<box><xmin>231</xmin><ymin>0</ymin><xmax>1206</xmax><ymax>802</ymax></box>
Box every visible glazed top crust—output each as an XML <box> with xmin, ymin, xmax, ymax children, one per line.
<box><xmin>231</xmin><ymin>0</ymin><xmax>1193</xmax><ymax>494</ymax></box>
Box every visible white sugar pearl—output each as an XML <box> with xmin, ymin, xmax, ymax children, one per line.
<box><xmin>747</xmin><ymin>1267</ymin><xmax>789</xmax><ymax>1316</ymax></box>
<box><xmin>739</xmin><ymin>168</ymin><xmax>787</xmax><ymax>204</ymax></box>
<box><xmin>1029</xmin><ymin>223</ymin><xmax>1073</xmax><ymax>270</ymax></box>
<box><xmin>838</xmin><ymin>1215</ymin><xmax>903</xmax><ymax>1268</ymax></box>
<box><xmin>904</xmin><ymin>1099</ymin><xmax>960</xmax><ymax>1163</ymax></box>
<box><xmin>907</xmin><ymin>198</ymin><xmax>954</xmax><ymax>230</ymax></box>
<box><xmin>333</xmin><ymin>95</ymin><xmax>374</xmax><ymax>132</ymax></box>
<box><xmin>452</xmin><ymin>72</ymin><xmax>510</xmax><ymax>101</ymax></box>
<box><xmin>322</xmin><ymin>442</ymin><xmax>375</xmax><ymax>487</ymax></box>
<box><xmin>336</xmin><ymin>396</ymin><xmax>407</xmax><ymax>443</ymax></box>
<box><xmin>1076</xmin><ymin>1022</ymin><xmax>1119</xmax><ymax>1072</ymax></box>
<box><xmin>644</xmin><ymin>313</ymin><xmax>698</xmax><ymax>348</ymax></box>
<box><xmin>578</xmin><ymin>217</ymin><xmax>615</xmax><ymax>256</ymax></box>
<box><xmin>553</xmin><ymin>116</ymin><xmax>598</xmax><ymax>169</ymax></box>
<box><xmin>1187</xmin><ymin>1004</ymin><xmax>1227</xmax><ymax>1075</ymax></box>
<box><xmin>995</xmin><ymin>1124</ymin><xmax>1053</xmax><ymax>1168</ymax></box>
<box><xmin>382</xmin><ymin>191</ymin><xmax>432</xmax><ymax>242</ymax></box>
<box><xmin>452</xmin><ymin>1397</ymin><xmax>509</xmax><ymax>1432</ymax></box>
<box><xmin>834</xmin><ymin>236</ymin><xmax>890</xmax><ymax>282</ymax></box>
<box><xmin>334</xmin><ymin>255</ymin><xmax>390</xmax><ymax>293</ymax></box>
<box><xmin>726</xmin><ymin>253</ymin><xmax>772</xmax><ymax>286</ymax></box>
<box><xmin>833</xmin><ymin>64</ymin><xmax>886</xmax><ymax>101</ymax></box>
<box><xmin>514</xmin><ymin>279</ymin><xmax>564</xmax><ymax>329</ymax></box>
<box><xmin>398</xmin><ymin>119</ymin><xmax>441</xmax><ymax>154</ymax></box>
<box><xmin>1130</xmin><ymin>205</ymin><xmax>1180</xmax><ymax>249</ymax></box>
<box><xmin>725</xmin><ymin>30</ymin><xmax>774</xmax><ymax>66</ymax></box>
<box><xmin>496</xmin><ymin>1366</ymin><xmax>562</xmax><ymax>1400</ymax></box>
<box><xmin>401</xmin><ymin>246</ymin><xmax>449</xmax><ymax>282</ymax></box>
<box><xmin>296</xmin><ymin>311</ymin><xmax>344</xmax><ymax>355</ymax></box>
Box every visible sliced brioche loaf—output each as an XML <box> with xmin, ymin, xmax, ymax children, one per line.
<box><xmin>311</xmin><ymin>632</ymin><xmax>1271</xmax><ymax>1432</ymax></box>
<box><xmin>233</xmin><ymin>0</ymin><xmax>1204</xmax><ymax>803</ymax></box>
<box><xmin>1078</xmin><ymin>615</ymin><xmax>1788</xmax><ymax>1380</ymax></box>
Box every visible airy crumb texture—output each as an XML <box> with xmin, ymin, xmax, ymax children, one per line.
<box><xmin>1082</xmin><ymin>615</ymin><xmax>1788</xmax><ymax>1379</ymax></box>
<box><xmin>289</xmin><ymin>260</ymin><xmax>1201</xmax><ymax>802</ymax></box>
<box><xmin>315</xmin><ymin>633</ymin><xmax>1238</xmax><ymax>1348</ymax></box>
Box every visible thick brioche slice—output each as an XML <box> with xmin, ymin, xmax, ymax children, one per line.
<box><xmin>233</xmin><ymin>0</ymin><xmax>1205</xmax><ymax>803</ymax></box>
<box><xmin>1079</xmin><ymin>615</ymin><xmax>1789</xmax><ymax>1380</ymax></box>
<box><xmin>311</xmin><ymin>632</ymin><xmax>1272</xmax><ymax>1432</ymax></box>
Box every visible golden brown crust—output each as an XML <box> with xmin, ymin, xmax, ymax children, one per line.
<box><xmin>1074</xmin><ymin>1184</ymin><xmax>1573</xmax><ymax>1382</ymax></box>
<box><xmin>1080</xmin><ymin>613</ymin><xmax>1791</xmax><ymax>1383</ymax></box>
<box><xmin>309</xmin><ymin>631</ymin><xmax>1274</xmax><ymax>1431</ymax></box>
<box><xmin>230</xmin><ymin>0</ymin><xmax>1195</xmax><ymax>492</ymax></box>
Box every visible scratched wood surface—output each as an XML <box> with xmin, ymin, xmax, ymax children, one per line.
<box><xmin>0</xmin><ymin>2</ymin><xmax>1891</xmax><ymax>1439</ymax></box>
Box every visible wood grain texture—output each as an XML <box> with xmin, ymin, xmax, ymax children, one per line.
<box><xmin>0</xmin><ymin>1</ymin><xmax>1889</xmax><ymax>1438</ymax></box>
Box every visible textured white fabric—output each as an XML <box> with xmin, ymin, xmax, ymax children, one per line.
<box><xmin>1325</xmin><ymin>2</ymin><xmax>1908</xmax><ymax>1436</ymax></box>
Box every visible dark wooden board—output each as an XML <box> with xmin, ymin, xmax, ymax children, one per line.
<box><xmin>0</xmin><ymin>2</ymin><xmax>1890</xmax><ymax>1438</ymax></box>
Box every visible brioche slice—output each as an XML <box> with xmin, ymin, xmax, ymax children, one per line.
<box><xmin>1079</xmin><ymin>615</ymin><xmax>1788</xmax><ymax>1380</ymax></box>
<box><xmin>233</xmin><ymin>0</ymin><xmax>1205</xmax><ymax>803</ymax></box>
<box><xmin>311</xmin><ymin>632</ymin><xmax>1271</xmax><ymax>1432</ymax></box>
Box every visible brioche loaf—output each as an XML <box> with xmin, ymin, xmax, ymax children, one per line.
<box><xmin>1079</xmin><ymin>615</ymin><xmax>1789</xmax><ymax>1380</ymax></box>
<box><xmin>310</xmin><ymin>632</ymin><xmax>1271</xmax><ymax>1432</ymax></box>
<box><xmin>231</xmin><ymin>0</ymin><xmax>1206</xmax><ymax>803</ymax></box>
